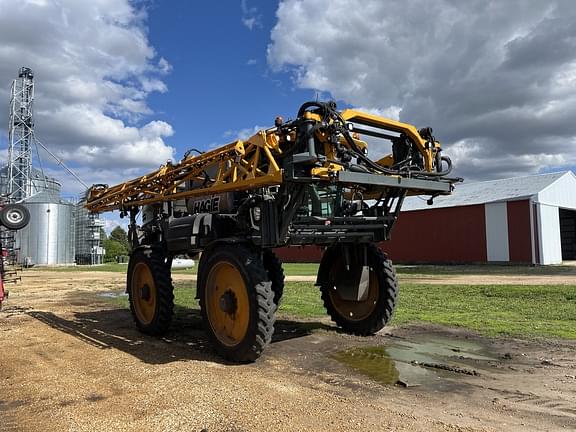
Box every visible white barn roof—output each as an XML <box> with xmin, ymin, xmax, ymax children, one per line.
<box><xmin>403</xmin><ymin>171</ymin><xmax>576</xmax><ymax>211</ymax></box>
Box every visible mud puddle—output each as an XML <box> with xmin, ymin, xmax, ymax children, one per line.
<box><xmin>97</xmin><ymin>291</ymin><xmax>127</xmax><ymax>299</ymax></box>
<box><xmin>333</xmin><ymin>336</ymin><xmax>498</xmax><ymax>388</ymax></box>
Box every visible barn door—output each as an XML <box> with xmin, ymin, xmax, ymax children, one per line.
<box><xmin>559</xmin><ymin>209</ymin><xmax>576</xmax><ymax>260</ymax></box>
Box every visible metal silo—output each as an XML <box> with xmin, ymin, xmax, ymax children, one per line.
<box><xmin>17</xmin><ymin>200</ymin><xmax>76</xmax><ymax>265</ymax></box>
<box><xmin>0</xmin><ymin>167</ymin><xmax>76</xmax><ymax>266</ymax></box>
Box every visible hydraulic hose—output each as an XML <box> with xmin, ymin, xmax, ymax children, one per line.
<box><xmin>417</xmin><ymin>155</ymin><xmax>453</xmax><ymax>177</ymax></box>
<box><xmin>297</xmin><ymin>101</ymin><xmax>334</xmax><ymax>120</ymax></box>
<box><xmin>296</xmin><ymin>100</ymin><xmax>453</xmax><ymax>179</ymax></box>
<box><xmin>336</xmin><ymin>110</ymin><xmax>453</xmax><ymax>178</ymax></box>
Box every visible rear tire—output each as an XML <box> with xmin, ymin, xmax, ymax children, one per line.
<box><xmin>0</xmin><ymin>204</ymin><xmax>30</xmax><ymax>230</ymax></box>
<box><xmin>263</xmin><ymin>249</ymin><xmax>284</xmax><ymax>307</ymax></box>
<box><xmin>198</xmin><ymin>245</ymin><xmax>275</xmax><ymax>363</ymax></box>
<box><xmin>127</xmin><ymin>248</ymin><xmax>174</xmax><ymax>335</ymax></box>
<box><xmin>319</xmin><ymin>243</ymin><xmax>399</xmax><ymax>335</ymax></box>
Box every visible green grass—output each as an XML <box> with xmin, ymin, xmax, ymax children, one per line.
<box><xmin>281</xmin><ymin>263</ymin><xmax>319</xmax><ymax>276</ymax></box>
<box><xmin>34</xmin><ymin>261</ymin><xmax>576</xmax><ymax>278</ymax></box>
<box><xmin>394</xmin><ymin>264</ymin><xmax>576</xmax><ymax>276</ymax></box>
<box><xmin>393</xmin><ymin>284</ymin><xmax>576</xmax><ymax>339</ymax></box>
<box><xmin>29</xmin><ymin>262</ymin><xmax>196</xmax><ymax>274</ymax></box>
<box><xmin>107</xmin><ymin>281</ymin><xmax>576</xmax><ymax>340</ymax></box>
<box><xmin>31</xmin><ymin>262</ymin><xmax>320</xmax><ymax>275</ymax></box>
<box><xmin>32</xmin><ymin>263</ymin><xmax>129</xmax><ymax>272</ymax></box>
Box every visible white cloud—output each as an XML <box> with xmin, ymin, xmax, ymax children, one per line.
<box><xmin>268</xmin><ymin>0</ymin><xmax>576</xmax><ymax>180</ymax></box>
<box><xmin>223</xmin><ymin>125</ymin><xmax>266</xmax><ymax>141</ymax></box>
<box><xmin>157</xmin><ymin>57</ymin><xmax>173</xmax><ymax>74</ymax></box>
<box><xmin>103</xmin><ymin>218</ymin><xmax>121</xmax><ymax>233</ymax></box>
<box><xmin>241</xmin><ymin>0</ymin><xmax>262</xmax><ymax>31</ymax></box>
<box><xmin>0</xmin><ymin>0</ymin><xmax>175</xmax><ymax>194</ymax></box>
<box><xmin>140</xmin><ymin>78</ymin><xmax>168</xmax><ymax>93</ymax></box>
<box><xmin>353</xmin><ymin>106</ymin><xmax>401</xmax><ymax>121</ymax></box>
<box><xmin>101</xmin><ymin>215</ymin><xmax>129</xmax><ymax>235</ymax></box>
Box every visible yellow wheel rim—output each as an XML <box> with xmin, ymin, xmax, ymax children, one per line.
<box><xmin>205</xmin><ymin>261</ymin><xmax>250</xmax><ymax>347</ymax></box>
<box><xmin>328</xmin><ymin>261</ymin><xmax>379</xmax><ymax>321</ymax></box>
<box><xmin>131</xmin><ymin>262</ymin><xmax>157</xmax><ymax>325</ymax></box>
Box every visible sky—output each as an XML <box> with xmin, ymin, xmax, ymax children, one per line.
<box><xmin>0</xmin><ymin>0</ymin><xmax>575</xmax><ymax>229</ymax></box>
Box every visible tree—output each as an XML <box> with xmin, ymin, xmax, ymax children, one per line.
<box><xmin>109</xmin><ymin>226</ymin><xmax>129</xmax><ymax>250</ymax></box>
<box><xmin>103</xmin><ymin>238</ymin><xmax>128</xmax><ymax>263</ymax></box>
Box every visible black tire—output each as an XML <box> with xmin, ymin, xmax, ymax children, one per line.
<box><xmin>127</xmin><ymin>247</ymin><xmax>174</xmax><ymax>335</ymax></box>
<box><xmin>198</xmin><ymin>244</ymin><xmax>275</xmax><ymax>363</ymax></box>
<box><xmin>319</xmin><ymin>243</ymin><xmax>399</xmax><ymax>335</ymax></box>
<box><xmin>0</xmin><ymin>204</ymin><xmax>30</xmax><ymax>230</ymax></box>
<box><xmin>263</xmin><ymin>249</ymin><xmax>285</xmax><ymax>307</ymax></box>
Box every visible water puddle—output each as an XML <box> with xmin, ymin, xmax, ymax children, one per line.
<box><xmin>97</xmin><ymin>292</ymin><xmax>127</xmax><ymax>299</ymax></box>
<box><xmin>333</xmin><ymin>337</ymin><xmax>497</xmax><ymax>388</ymax></box>
<box><xmin>333</xmin><ymin>347</ymin><xmax>401</xmax><ymax>385</ymax></box>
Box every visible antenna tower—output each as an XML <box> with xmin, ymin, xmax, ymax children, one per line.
<box><xmin>7</xmin><ymin>67</ymin><xmax>34</xmax><ymax>202</ymax></box>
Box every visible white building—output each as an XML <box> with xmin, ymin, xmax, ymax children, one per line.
<box><xmin>386</xmin><ymin>171</ymin><xmax>576</xmax><ymax>265</ymax></box>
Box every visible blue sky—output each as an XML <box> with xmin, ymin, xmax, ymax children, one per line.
<box><xmin>145</xmin><ymin>1</ymin><xmax>313</xmax><ymax>157</ymax></box>
<box><xmin>0</xmin><ymin>0</ymin><xmax>575</xmax><ymax>231</ymax></box>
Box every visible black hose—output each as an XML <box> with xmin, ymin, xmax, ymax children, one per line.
<box><xmin>297</xmin><ymin>101</ymin><xmax>336</xmax><ymax>120</ymax></box>
<box><xmin>296</xmin><ymin>100</ymin><xmax>453</xmax><ymax>179</ymax></box>
<box><xmin>297</xmin><ymin>101</ymin><xmax>325</xmax><ymax>118</ymax></box>
<box><xmin>338</xmin><ymin>109</ymin><xmax>453</xmax><ymax>178</ymax></box>
<box><xmin>349</xmin><ymin>164</ymin><xmax>371</xmax><ymax>173</ymax></box>
<box><xmin>418</xmin><ymin>155</ymin><xmax>452</xmax><ymax>177</ymax></box>
<box><xmin>277</xmin><ymin>121</ymin><xmax>324</xmax><ymax>161</ymax></box>
<box><xmin>183</xmin><ymin>148</ymin><xmax>204</xmax><ymax>159</ymax></box>
<box><xmin>339</xmin><ymin>123</ymin><xmax>400</xmax><ymax>175</ymax></box>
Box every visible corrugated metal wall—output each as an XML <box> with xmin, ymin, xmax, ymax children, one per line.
<box><xmin>274</xmin><ymin>245</ymin><xmax>323</xmax><ymax>263</ymax></box>
<box><xmin>485</xmin><ymin>202</ymin><xmax>509</xmax><ymax>261</ymax></box>
<box><xmin>384</xmin><ymin>204</ymin><xmax>488</xmax><ymax>263</ymax></box>
<box><xmin>536</xmin><ymin>203</ymin><xmax>562</xmax><ymax>265</ymax></box>
<box><xmin>507</xmin><ymin>200</ymin><xmax>532</xmax><ymax>263</ymax></box>
<box><xmin>17</xmin><ymin>202</ymin><xmax>76</xmax><ymax>265</ymax></box>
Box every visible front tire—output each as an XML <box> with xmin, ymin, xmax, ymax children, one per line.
<box><xmin>198</xmin><ymin>245</ymin><xmax>275</xmax><ymax>363</ymax></box>
<box><xmin>319</xmin><ymin>243</ymin><xmax>399</xmax><ymax>335</ymax></box>
<box><xmin>127</xmin><ymin>248</ymin><xmax>174</xmax><ymax>335</ymax></box>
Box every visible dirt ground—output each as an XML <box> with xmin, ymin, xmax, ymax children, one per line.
<box><xmin>1</xmin><ymin>270</ymin><xmax>575</xmax><ymax>432</ymax></box>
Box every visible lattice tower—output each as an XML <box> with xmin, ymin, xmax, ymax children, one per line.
<box><xmin>7</xmin><ymin>67</ymin><xmax>35</xmax><ymax>202</ymax></box>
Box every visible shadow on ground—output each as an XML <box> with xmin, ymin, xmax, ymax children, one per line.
<box><xmin>27</xmin><ymin>305</ymin><xmax>331</xmax><ymax>365</ymax></box>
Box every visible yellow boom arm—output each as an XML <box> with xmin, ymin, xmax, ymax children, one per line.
<box><xmin>86</xmin><ymin>130</ymin><xmax>283</xmax><ymax>213</ymax></box>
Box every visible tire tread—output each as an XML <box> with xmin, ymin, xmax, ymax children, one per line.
<box><xmin>320</xmin><ymin>243</ymin><xmax>399</xmax><ymax>336</ymax></box>
<box><xmin>127</xmin><ymin>247</ymin><xmax>174</xmax><ymax>335</ymax></box>
<box><xmin>199</xmin><ymin>244</ymin><xmax>275</xmax><ymax>363</ymax></box>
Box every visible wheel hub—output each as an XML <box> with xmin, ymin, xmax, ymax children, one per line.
<box><xmin>219</xmin><ymin>289</ymin><xmax>238</xmax><ymax>314</ymax></box>
<box><xmin>140</xmin><ymin>284</ymin><xmax>151</xmax><ymax>301</ymax></box>
<box><xmin>7</xmin><ymin>211</ymin><xmax>23</xmax><ymax>223</ymax></box>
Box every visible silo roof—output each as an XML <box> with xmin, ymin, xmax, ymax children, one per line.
<box><xmin>403</xmin><ymin>171</ymin><xmax>572</xmax><ymax>211</ymax></box>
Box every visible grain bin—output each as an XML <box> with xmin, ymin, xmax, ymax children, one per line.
<box><xmin>16</xmin><ymin>196</ymin><xmax>76</xmax><ymax>266</ymax></box>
